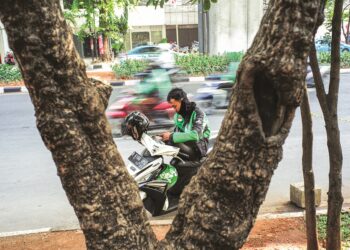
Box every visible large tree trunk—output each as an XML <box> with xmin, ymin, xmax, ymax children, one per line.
<box><xmin>0</xmin><ymin>1</ymin><xmax>157</xmax><ymax>249</ymax></box>
<box><xmin>0</xmin><ymin>0</ymin><xmax>321</xmax><ymax>249</ymax></box>
<box><xmin>300</xmin><ymin>88</ymin><xmax>319</xmax><ymax>250</ymax></box>
<box><xmin>160</xmin><ymin>0</ymin><xmax>321</xmax><ymax>248</ymax></box>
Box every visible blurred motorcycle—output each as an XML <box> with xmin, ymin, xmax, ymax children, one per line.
<box><xmin>195</xmin><ymin>62</ymin><xmax>239</xmax><ymax>114</ymax></box>
<box><xmin>195</xmin><ymin>81</ymin><xmax>234</xmax><ymax>115</ymax></box>
<box><xmin>134</xmin><ymin>64</ymin><xmax>189</xmax><ymax>83</ymax></box>
<box><xmin>106</xmin><ymin>69</ymin><xmax>175</xmax><ymax>136</ymax></box>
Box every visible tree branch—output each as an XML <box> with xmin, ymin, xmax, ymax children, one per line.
<box><xmin>300</xmin><ymin>87</ymin><xmax>319</xmax><ymax>250</ymax></box>
<box><xmin>328</xmin><ymin>0</ymin><xmax>342</xmax><ymax>114</ymax></box>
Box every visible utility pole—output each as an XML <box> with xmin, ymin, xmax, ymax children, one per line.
<box><xmin>198</xmin><ymin>2</ymin><xmax>209</xmax><ymax>54</ymax></box>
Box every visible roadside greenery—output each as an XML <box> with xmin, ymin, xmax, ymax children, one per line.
<box><xmin>317</xmin><ymin>51</ymin><xmax>350</xmax><ymax>67</ymax></box>
<box><xmin>112</xmin><ymin>59</ymin><xmax>148</xmax><ymax>79</ymax></box>
<box><xmin>317</xmin><ymin>212</ymin><xmax>350</xmax><ymax>247</ymax></box>
<box><xmin>112</xmin><ymin>52</ymin><xmax>244</xmax><ymax>79</ymax></box>
<box><xmin>175</xmin><ymin>52</ymin><xmax>243</xmax><ymax>76</ymax></box>
<box><xmin>0</xmin><ymin>64</ymin><xmax>22</xmax><ymax>82</ymax></box>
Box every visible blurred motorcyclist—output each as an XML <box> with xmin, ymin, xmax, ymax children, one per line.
<box><xmin>134</xmin><ymin>68</ymin><xmax>172</xmax><ymax>120</ymax></box>
<box><xmin>162</xmin><ymin>88</ymin><xmax>211</xmax><ymax>195</ymax></box>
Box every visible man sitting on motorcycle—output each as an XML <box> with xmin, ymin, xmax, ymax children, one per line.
<box><xmin>162</xmin><ymin>88</ymin><xmax>210</xmax><ymax>195</ymax></box>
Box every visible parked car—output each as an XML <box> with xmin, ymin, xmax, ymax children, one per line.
<box><xmin>118</xmin><ymin>45</ymin><xmax>175</xmax><ymax>68</ymax></box>
<box><xmin>315</xmin><ymin>39</ymin><xmax>350</xmax><ymax>52</ymax></box>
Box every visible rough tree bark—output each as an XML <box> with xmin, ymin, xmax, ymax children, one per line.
<box><xmin>0</xmin><ymin>0</ymin><xmax>321</xmax><ymax>249</ymax></box>
<box><xmin>159</xmin><ymin>0</ymin><xmax>321</xmax><ymax>248</ymax></box>
<box><xmin>0</xmin><ymin>1</ymin><xmax>157</xmax><ymax>249</ymax></box>
<box><xmin>300</xmin><ymin>88</ymin><xmax>319</xmax><ymax>250</ymax></box>
<box><xmin>301</xmin><ymin>2</ymin><xmax>326</xmax><ymax>249</ymax></box>
<box><xmin>309</xmin><ymin>0</ymin><xmax>344</xmax><ymax>248</ymax></box>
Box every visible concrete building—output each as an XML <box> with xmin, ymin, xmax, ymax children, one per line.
<box><xmin>208</xmin><ymin>0</ymin><xmax>268</xmax><ymax>54</ymax></box>
<box><xmin>67</xmin><ymin>0</ymin><xmax>199</xmax><ymax>57</ymax></box>
<box><xmin>0</xmin><ymin>22</ymin><xmax>10</xmax><ymax>64</ymax></box>
<box><xmin>124</xmin><ymin>1</ymin><xmax>198</xmax><ymax>51</ymax></box>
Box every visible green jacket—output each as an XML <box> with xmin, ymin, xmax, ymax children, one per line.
<box><xmin>171</xmin><ymin>106</ymin><xmax>210</xmax><ymax>157</ymax></box>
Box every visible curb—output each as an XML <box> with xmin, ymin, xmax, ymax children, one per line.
<box><xmin>340</xmin><ymin>68</ymin><xmax>350</xmax><ymax>73</ymax></box>
<box><xmin>0</xmin><ymin>227</ymin><xmax>51</xmax><ymax>238</ymax></box>
<box><xmin>0</xmin><ymin>86</ymin><xmax>28</xmax><ymax>94</ymax></box>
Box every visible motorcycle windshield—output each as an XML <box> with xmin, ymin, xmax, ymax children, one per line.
<box><xmin>141</xmin><ymin>134</ymin><xmax>179</xmax><ymax>157</ymax></box>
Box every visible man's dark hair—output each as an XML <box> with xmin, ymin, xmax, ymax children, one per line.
<box><xmin>167</xmin><ymin>88</ymin><xmax>188</xmax><ymax>102</ymax></box>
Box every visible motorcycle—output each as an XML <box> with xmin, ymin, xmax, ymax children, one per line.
<box><xmin>122</xmin><ymin>112</ymin><xmax>195</xmax><ymax>216</ymax></box>
<box><xmin>106</xmin><ymin>69</ymin><xmax>175</xmax><ymax>136</ymax></box>
<box><xmin>195</xmin><ymin>62</ymin><xmax>239</xmax><ymax>114</ymax></box>
<box><xmin>107</xmin><ymin>95</ymin><xmax>175</xmax><ymax>136</ymax></box>
<box><xmin>133</xmin><ymin>65</ymin><xmax>189</xmax><ymax>83</ymax></box>
<box><xmin>126</xmin><ymin>132</ymin><xmax>183</xmax><ymax>216</ymax></box>
<box><xmin>195</xmin><ymin>81</ymin><xmax>234</xmax><ymax>115</ymax></box>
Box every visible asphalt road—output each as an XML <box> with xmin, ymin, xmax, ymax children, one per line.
<box><xmin>0</xmin><ymin>77</ymin><xmax>349</xmax><ymax>233</ymax></box>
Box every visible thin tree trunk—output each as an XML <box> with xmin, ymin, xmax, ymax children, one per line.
<box><xmin>326</xmin><ymin>1</ymin><xmax>344</xmax><ymax>249</ymax></box>
<box><xmin>0</xmin><ymin>0</ymin><xmax>322</xmax><ymax>249</ymax></box>
<box><xmin>309</xmin><ymin>0</ymin><xmax>344</xmax><ymax>248</ymax></box>
<box><xmin>346</xmin><ymin>9</ymin><xmax>350</xmax><ymax>43</ymax></box>
<box><xmin>102</xmin><ymin>35</ymin><xmax>112</xmax><ymax>61</ymax></box>
<box><xmin>300</xmin><ymin>88</ymin><xmax>319</xmax><ymax>250</ymax></box>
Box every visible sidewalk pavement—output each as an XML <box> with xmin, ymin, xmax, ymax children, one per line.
<box><xmin>1</xmin><ymin>202</ymin><xmax>348</xmax><ymax>238</ymax></box>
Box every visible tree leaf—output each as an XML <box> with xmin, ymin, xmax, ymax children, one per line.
<box><xmin>203</xmin><ymin>0</ymin><xmax>211</xmax><ymax>11</ymax></box>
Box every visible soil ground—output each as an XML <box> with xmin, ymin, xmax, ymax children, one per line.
<box><xmin>0</xmin><ymin>217</ymin><xmax>309</xmax><ymax>250</ymax></box>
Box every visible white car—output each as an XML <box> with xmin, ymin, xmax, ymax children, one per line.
<box><xmin>119</xmin><ymin>45</ymin><xmax>175</xmax><ymax>68</ymax></box>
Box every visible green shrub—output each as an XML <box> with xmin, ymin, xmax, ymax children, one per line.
<box><xmin>224</xmin><ymin>51</ymin><xmax>244</xmax><ymax>62</ymax></box>
<box><xmin>112</xmin><ymin>59</ymin><xmax>148</xmax><ymax>79</ymax></box>
<box><xmin>317</xmin><ymin>212</ymin><xmax>350</xmax><ymax>246</ymax></box>
<box><xmin>341</xmin><ymin>51</ymin><xmax>350</xmax><ymax>68</ymax></box>
<box><xmin>175</xmin><ymin>52</ymin><xmax>243</xmax><ymax>76</ymax></box>
<box><xmin>317</xmin><ymin>52</ymin><xmax>331</xmax><ymax>65</ymax></box>
<box><xmin>0</xmin><ymin>64</ymin><xmax>22</xmax><ymax>82</ymax></box>
<box><xmin>317</xmin><ymin>51</ymin><xmax>350</xmax><ymax>68</ymax></box>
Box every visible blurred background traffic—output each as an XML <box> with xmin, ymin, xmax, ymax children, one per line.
<box><xmin>105</xmin><ymin>43</ymin><xmax>240</xmax><ymax>136</ymax></box>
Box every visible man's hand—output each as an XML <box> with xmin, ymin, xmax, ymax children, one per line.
<box><xmin>162</xmin><ymin>132</ymin><xmax>171</xmax><ymax>142</ymax></box>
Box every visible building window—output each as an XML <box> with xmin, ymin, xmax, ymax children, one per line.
<box><xmin>132</xmin><ymin>32</ymin><xmax>150</xmax><ymax>48</ymax></box>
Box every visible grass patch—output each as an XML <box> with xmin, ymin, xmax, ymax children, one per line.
<box><xmin>0</xmin><ymin>64</ymin><xmax>22</xmax><ymax>82</ymax></box>
<box><xmin>317</xmin><ymin>211</ymin><xmax>350</xmax><ymax>247</ymax></box>
<box><xmin>317</xmin><ymin>51</ymin><xmax>350</xmax><ymax>68</ymax></box>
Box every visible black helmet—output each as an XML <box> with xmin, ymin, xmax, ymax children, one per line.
<box><xmin>121</xmin><ymin>111</ymin><xmax>149</xmax><ymax>140</ymax></box>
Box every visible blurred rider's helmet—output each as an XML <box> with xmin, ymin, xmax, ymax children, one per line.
<box><xmin>121</xmin><ymin>111</ymin><xmax>149</xmax><ymax>140</ymax></box>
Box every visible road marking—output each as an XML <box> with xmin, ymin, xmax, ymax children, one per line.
<box><xmin>0</xmin><ymin>227</ymin><xmax>51</xmax><ymax>238</ymax></box>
